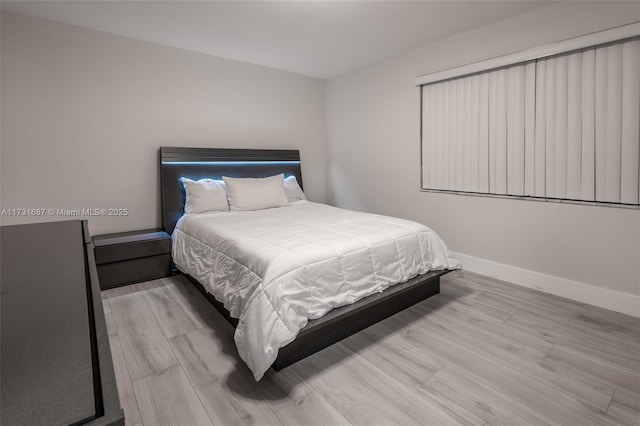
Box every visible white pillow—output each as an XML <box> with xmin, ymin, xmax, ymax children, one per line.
<box><xmin>223</xmin><ymin>174</ymin><xmax>289</xmax><ymax>211</ymax></box>
<box><xmin>283</xmin><ymin>175</ymin><xmax>307</xmax><ymax>202</ymax></box>
<box><xmin>180</xmin><ymin>177</ymin><xmax>229</xmax><ymax>214</ymax></box>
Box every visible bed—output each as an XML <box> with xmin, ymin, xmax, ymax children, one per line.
<box><xmin>160</xmin><ymin>147</ymin><xmax>459</xmax><ymax>380</ymax></box>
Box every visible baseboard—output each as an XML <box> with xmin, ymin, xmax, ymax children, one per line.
<box><xmin>450</xmin><ymin>251</ymin><xmax>640</xmax><ymax>318</ymax></box>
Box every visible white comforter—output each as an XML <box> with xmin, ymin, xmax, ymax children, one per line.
<box><xmin>172</xmin><ymin>201</ymin><xmax>459</xmax><ymax>380</ymax></box>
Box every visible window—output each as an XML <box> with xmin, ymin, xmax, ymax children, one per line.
<box><xmin>417</xmin><ymin>24</ymin><xmax>640</xmax><ymax>206</ymax></box>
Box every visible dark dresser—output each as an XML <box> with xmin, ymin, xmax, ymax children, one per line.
<box><xmin>93</xmin><ymin>229</ymin><xmax>172</xmax><ymax>290</ymax></box>
<box><xmin>1</xmin><ymin>220</ymin><xmax>124</xmax><ymax>426</ymax></box>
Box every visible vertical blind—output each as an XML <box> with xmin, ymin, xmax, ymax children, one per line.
<box><xmin>420</xmin><ymin>36</ymin><xmax>640</xmax><ymax>206</ymax></box>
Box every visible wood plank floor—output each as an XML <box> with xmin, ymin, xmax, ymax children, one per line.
<box><xmin>102</xmin><ymin>270</ymin><xmax>640</xmax><ymax>426</ymax></box>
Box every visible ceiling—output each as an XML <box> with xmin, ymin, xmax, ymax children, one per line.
<box><xmin>1</xmin><ymin>1</ymin><xmax>555</xmax><ymax>79</ymax></box>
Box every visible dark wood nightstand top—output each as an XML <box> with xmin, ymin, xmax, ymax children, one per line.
<box><xmin>93</xmin><ymin>229</ymin><xmax>171</xmax><ymax>265</ymax></box>
<box><xmin>93</xmin><ymin>228</ymin><xmax>169</xmax><ymax>247</ymax></box>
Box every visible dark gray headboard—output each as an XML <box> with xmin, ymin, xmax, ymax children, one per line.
<box><xmin>160</xmin><ymin>147</ymin><xmax>303</xmax><ymax>235</ymax></box>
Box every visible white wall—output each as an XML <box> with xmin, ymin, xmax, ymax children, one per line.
<box><xmin>1</xmin><ymin>12</ymin><xmax>327</xmax><ymax>235</ymax></box>
<box><xmin>326</xmin><ymin>2</ymin><xmax>640</xmax><ymax>314</ymax></box>
<box><xmin>2</xmin><ymin>6</ymin><xmax>639</xmax><ymax>315</ymax></box>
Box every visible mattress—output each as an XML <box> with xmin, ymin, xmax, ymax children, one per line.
<box><xmin>172</xmin><ymin>201</ymin><xmax>459</xmax><ymax>380</ymax></box>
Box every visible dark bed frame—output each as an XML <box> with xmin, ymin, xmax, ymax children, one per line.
<box><xmin>159</xmin><ymin>147</ymin><xmax>448</xmax><ymax>370</ymax></box>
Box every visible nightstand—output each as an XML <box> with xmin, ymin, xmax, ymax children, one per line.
<box><xmin>93</xmin><ymin>228</ymin><xmax>172</xmax><ymax>290</ymax></box>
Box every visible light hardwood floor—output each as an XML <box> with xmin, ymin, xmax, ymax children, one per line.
<box><xmin>102</xmin><ymin>270</ymin><xmax>640</xmax><ymax>426</ymax></box>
